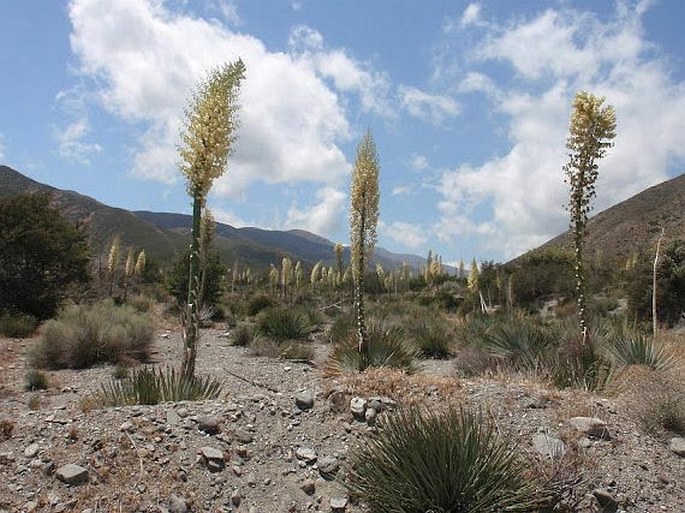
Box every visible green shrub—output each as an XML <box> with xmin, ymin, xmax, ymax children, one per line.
<box><xmin>608</xmin><ymin>333</ymin><xmax>677</xmax><ymax>371</ymax></box>
<box><xmin>345</xmin><ymin>406</ymin><xmax>555</xmax><ymax>513</ymax></box>
<box><xmin>328</xmin><ymin>310</ymin><xmax>356</xmax><ymax>345</ymax></box>
<box><xmin>408</xmin><ymin>314</ymin><xmax>454</xmax><ymax>359</ymax></box>
<box><xmin>256</xmin><ymin>306</ymin><xmax>316</xmax><ymax>341</ymax></box>
<box><xmin>246</xmin><ymin>294</ymin><xmax>275</xmax><ymax>316</ymax></box>
<box><xmin>32</xmin><ymin>301</ymin><xmax>154</xmax><ymax>369</ymax></box>
<box><xmin>25</xmin><ymin>370</ymin><xmax>49</xmax><ymax>391</ymax></box>
<box><xmin>549</xmin><ymin>327</ymin><xmax>613</xmax><ymax>392</ymax></box>
<box><xmin>232</xmin><ymin>323</ymin><xmax>254</xmax><ymax>347</ymax></box>
<box><xmin>112</xmin><ymin>364</ymin><xmax>130</xmax><ymax>379</ymax></box>
<box><xmin>0</xmin><ymin>312</ymin><xmax>37</xmax><ymax>338</ymax></box>
<box><xmin>327</xmin><ymin>320</ymin><xmax>418</xmax><ymax>373</ymax></box>
<box><xmin>99</xmin><ymin>366</ymin><xmax>222</xmax><ymax>406</ymax></box>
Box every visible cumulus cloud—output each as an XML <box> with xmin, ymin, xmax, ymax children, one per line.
<box><xmin>54</xmin><ymin>118</ymin><xmax>102</xmax><ymax>165</ymax></box>
<box><xmin>409</xmin><ymin>153</ymin><xmax>429</xmax><ymax>171</ymax></box>
<box><xmin>384</xmin><ymin>221</ymin><xmax>428</xmax><ymax>250</ymax></box>
<box><xmin>285</xmin><ymin>186</ymin><xmax>347</xmax><ymax>237</ymax></box>
<box><xmin>212</xmin><ymin>206</ymin><xmax>250</xmax><ymax>228</ymax></box>
<box><xmin>68</xmin><ymin>0</ymin><xmax>355</xmax><ymax>194</ymax></box>
<box><xmin>461</xmin><ymin>3</ymin><xmax>482</xmax><ymax>27</ymax></box>
<box><xmin>435</xmin><ymin>3</ymin><xmax>685</xmax><ymax>258</ymax></box>
<box><xmin>399</xmin><ymin>85</ymin><xmax>460</xmax><ymax>125</ymax></box>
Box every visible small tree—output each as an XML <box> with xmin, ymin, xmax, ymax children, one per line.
<box><xmin>178</xmin><ymin>59</ymin><xmax>246</xmax><ymax>381</ymax></box>
<box><xmin>563</xmin><ymin>91</ymin><xmax>616</xmax><ymax>345</ymax></box>
<box><xmin>349</xmin><ymin>131</ymin><xmax>380</xmax><ymax>355</ymax></box>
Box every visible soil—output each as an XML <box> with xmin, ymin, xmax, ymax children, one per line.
<box><xmin>0</xmin><ymin>325</ymin><xmax>683</xmax><ymax>513</ymax></box>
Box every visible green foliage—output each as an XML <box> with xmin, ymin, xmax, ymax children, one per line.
<box><xmin>166</xmin><ymin>249</ymin><xmax>226</xmax><ymax>310</ymax></box>
<box><xmin>327</xmin><ymin>320</ymin><xmax>418</xmax><ymax>373</ymax></box>
<box><xmin>246</xmin><ymin>294</ymin><xmax>275</xmax><ymax>316</ymax></box>
<box><xmin>508</xmin><ymin>248</ymin><xmax>575</xmax><ymax>307</ymax></box>
<box><xmin>345</xmin><ymin>406</ymin><xmax>555</xmax><ymax>513</ymax></box>
<box><xmin>328</xmin><ymin>310</ymin><xmax>356</xmax><ymax>345</ymax></box>
<box><xmin>256</xmin><ymin>306</ymin><xmax>318</xmax><ymax>341</ymax></box>
<box><xmin>112</xmin><ymin>364</ymin><xmax>130</xmax><ymax>380</ymax></box>
<box><xmin>99</xmin><ymin>366</ymin><xmax>222</xmax><ymax>406</ymax></box>
<box><xmin>607</xmin><ymin>332</ymin><xmax>677</xmax><ymax>371</ymax></box>
<box><xmin>25</xmin><ymin>370</ymin><xmax>49</xmax><ymax>391</ymax></box>
<box><xmin>550</xmin><ymin>325</ymin><xmax>614</xmax><ymax>391</ymax></box>
<box><xmin>0</xmin><ymin>194</ymin><xmax>90</xmax><ymax>320</ymax></box>
<box><xmin>408</xmin><ymin>314</ymin><xmax>453</xmax><ymax>359</ymax></box>
<box><xmin>32</xmin><ymin>301</ymin><xmax>154</xmax><ymax>369</ymax></box>
<box><xmin>0</xmin><ymin>312</ymin><xmax>37</xmax><ymax>338</ymax></box>
<box><xmin>232</xmin><ymin>323</ymin><xmax>254</xmax><ymax>347</ymax></box>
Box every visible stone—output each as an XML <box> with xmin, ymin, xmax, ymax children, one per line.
<box><xmin>119</xmin><ymin>421</ymin><xmax>134</xmax><ymax>432</ymax></box>
<box><xmin>234</xmin><ymin>427</ymin><xmax>253</xmax><ymax>444</ymax></box>
<box><xmin>197</xmin><ymin>416</ymin><xmax>222</xmax><ymax>435</ymax></box>
<box><xmin>301</xmin><ymin>479</ymin><xmax>316</xmax><ymax>495</ymax></box>
<box><xmin>166</xmin><ymin>410</ymin><xmax>181</xmax><ymax>425</ymax></box>
<box><xmin>295</xmin><ymin>447</ymin><xmax>317</xmax><ymax>464</ymax></box>
<box><xmin>200</xmin><ymin>446</ymin><xmax>225</xmax><ymax>472</ymax></box>
<box><xmin>569</xmin><ymin>417</ymin><xmax>610</xmax><ymax>439</ymax></box>
<box><xmin>169</xmin><ymin>494</ymin><xmax>189</xmax><ymax>513</ymax></box>
<box><xmin>350</xmin><ymin>397</ymin><xmax>367</xmax><ymax>420</ymax></box>
<box><xmin>367</xmin><ymin>397</ymin><xmax>384</xmax><ymax>412</ymax></box>
<box><xmin>532</xmin><ymin>433</ymin><xmax>566</xmax><ymax>458</ymax></box>
<box><xmin>318</xmin><ymin>456</ymin><xmax>340</xmax><ymax>479</ymax></box>
<box><xmin>364</xmin><ymin>408</ymin><xmax>377</xmax><ymax>425</ymax></box>
<box><xmin>669</xmin><ymin>437</ymin><xmax>685</xmax><ymax>457</ymax></box>
<box><xmin>230</xmin><ymin>488</ymin><xmax>242</xmax><ymax>507</ymax></box>
<box><xmin>24</xmin><ymin>443</ymin><xmax>40</xmax><ymax>459</ymax></box>
<box><xmin>327</xmin><ymin>390</ymin><xmax>347</xmax><ymax>412</ymax></box>
<box><xmin>592</xmin><ymin>488</ymin><xmax>618</xmax><ymax>513</ymax></box>
<box><xmin>295</xmin><ymin>391</ymin><xmax>315</xmax><ymax>411</ymax></box>
<box><xmin>55</xmin><ymin>464</ymin><xmax>89</xmax><ymax>485</ymax></box>
<box><xmin>330</xmin><ymin>496</ymin><xmax>348</xmax><ymax>512</ymax></box>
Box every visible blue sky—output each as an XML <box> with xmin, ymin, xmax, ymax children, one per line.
<box><xmin>1</xmin><ymin>0</ymin><xmax>684</xmax><ymax>264</ymax></box>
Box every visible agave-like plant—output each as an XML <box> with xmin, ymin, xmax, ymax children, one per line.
<box><xmin>608</xmin><ymin>333</ymin><xmax>677</xmax><ymax>371</ymax></box>
<box><xmin>345</xmin><ymin>406</ymin><xmax>556</xmax><ymax>513</ymax></box>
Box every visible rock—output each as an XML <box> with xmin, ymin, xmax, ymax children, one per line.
<box><xmin>200</xmin><ymin>446</ymin><xmax>225</xmax><ymax>472</ymax></box>
<box><xmin>532</xmin><ymin>433</ymin><xmax>566</xmax><ymax>458</ymax></box>
<box><xmin>364</xmin><ymin>408</ymin><xmax>377</xmax><ymax>425</ymax></box>
<box><xmin>166</xmin><ymin>410</ymin><xmax>181</xmax><ymax>425</ymax></box>
<box><xmin>119</xmin><ymin>421</ymin><xmax>134</xmax><ymax>432</ymax></box>
<box><xmin>569</xmin><ymin>417</ymin><xmax>610</xmax><ymax>439</ymax></box>
<box><xmin>318</xmin><ymin>456</ymin><xmax>340</xmax><ymax>479</ymax></box>
<box><xmin>592</xmin><ymin>488</ymin><xmax>618</xmax><ymax>512</ymax></box>
<box><xmin>169</xmin><ymin>494</ymin><xmax>189</xmax><ymax>513</ymax></box>
<box><xmin>669</xmin><ymin>437</ymin><xmax>685</xmax><ymax>457</ymax></box>
<box><xmin>330</xmin><ymin>496</ymin><xmax>348</xmax><ymax>512</ymax></box>
<box><xmin>350</xmin><ymin>397</ymin><xmax>367</xmax><ymax>420</ymax></box>
<box><xmin>295</xmin><ymin>447</ymin><xmax>317</xmax><ymax>464</ymax></box>
<box><xmin>24</xmin><ymin>443</ymin><xmax>40</xmax><ymax>459</ymax></box>
<box><xmin>55</xmin><ymin>464</ymin><xmax>89</xmax><ymax>485</ymax></box>
<box><xmin>230</xmin><ymin>488</ymin><xmax>242</xmax><ymax>507</ymax></box>
<box><xmin>367</xmin><ymin>397</ymin><xmax>384</xmax><ymax>412</ymax></box>
<box><xmin>295</xmin><ymin>390</ymin><xmax>315</xmax><ymax>411</ymax></box>
<box><xmin>301</xmin><ymin>479</ymin><xmax>316</xmax><ymax>495</ymax></box>
<box><xmin>197</xmin><ymin>416</ymin><xmax>222</xmax><ymax>435</ymax></box>
<box><xmin>327</xmin><ymin>390</ymin><xmax>347</xmax><ymax>412</ymax></box>
<box><xmin>234</xmin><ymin>427</ymin><xmax>253</xmax><ymax>444</ymax></box>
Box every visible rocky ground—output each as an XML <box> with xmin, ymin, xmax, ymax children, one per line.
<box><xmin>0</xmin><ymin>326</ymin><xmax>684</xmax><ymax>513</ymax></box>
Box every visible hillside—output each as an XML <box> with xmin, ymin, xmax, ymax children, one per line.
<box><xmin>0</xmin><ymin>166</ymin><xmax>418</xmax><ymax>270</ymax></box>
<box><xmin>527</xmin><ymin>172</ymin><xmax>685</xmax><ymax>265</ymax></box>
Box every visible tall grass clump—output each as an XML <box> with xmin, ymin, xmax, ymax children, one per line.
<box><xmin>32</xmin><ymin>300</ymin><xmax>154</xmax><ymax>369</ymax></box>
<box><xmin>256</xmin><ymin>306</ymin><xmax>318</xmax><ymax>341</ymax></box>
<box><xmin>407</xmin><ymin>314</ymin><xmax>454</xmax><ymax>359</ymax></box>
<box><xmin>607</xmin><ymin>332</ymin><xmax>677</xmax><ymax>371</ymax></box>
<box><xmin>345</xmin><ymin>406</ymin><xmax>556</xmax><ymax>513</ymax></box>
<box><xmin>99</xmin><ymin>367</ymin><xmax>222</xmax><ymax>406</ymax></box>
<box><xmin>327</xmin><ymin>320</ymin><xmax>418</xmax><ymax>374</ymax></box>
<box><xmin>0</xmin><ymin>312</ymin><xmax>38</xmax><ymax>338</ymax></box>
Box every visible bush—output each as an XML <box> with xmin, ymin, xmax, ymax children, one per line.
<box><xmin>32</xmin><ymin>301</ymin><xmax>154</xmax><ymax>369</ymax></box>
<box><xmin>0</xmin><ymin>312</ymin><xmax>38</xmax><ymax>338</ymax></box>
<box><xmin>256</xmin><ymin>306</ymin><xmax>317</xmax><ymax>341</ymax></box>
<box><xmin>327</xmin><ymin>320</ymin><xmax>418</xmax><ymax>374</ymax></box>
<box><xmin>408</xmin><ymin>314</ymin><xmax>454</xmax><ymax>359</ymax></box>
<box><xmin>328</xmin><ymin>310</ymin><xmax>356</xmax><ymax>345</ymax></box>
<box><xmin>98</xmin><ymin>366</ymin><xmax>222</xmax><ymax>406</ymax></box>
<box><xmin>25</xmin><ymin>370</ymin><xmax>49</xmax><ymax>391</ymax></box>
<box><xmin>231</xmin><ymin>323</ymin><xmax>254</xmax><ymax>347</ymax></box>
<box><xmin>345</xmin><ymin>406</ymin><xmax>556</xmax><ymax>513</ymax></box>
<box><xmin>643</xmin><ymin>394</ymin><xmax>685</xmax><ymax>435</ymax></box>
<box><xmin>246</xmin><ymin>294</ymin><xmax>275</xmax><ymax>316</ymax></box>
<box><xmin>608</xmin><ymin>333</ymin><xmax>677</xmax><ymax>371</ymax></box>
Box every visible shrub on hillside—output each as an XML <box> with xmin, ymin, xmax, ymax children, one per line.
<box><xmin>32</xmin><ymin>301</ymin><xmax>154</xmax><ymax>369</ymax></box>
<box><xmin>345</xmin><ymin>406</ymin><xmax>556</xmax><ymax>513</ymax></box>
<box><xmin>0</xmin><ymin>312</ymin><xmax>38</xmax><ymax>338</ymax></box>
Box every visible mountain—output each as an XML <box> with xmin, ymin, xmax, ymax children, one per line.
<box><xmin>0</xmin><ymin>165</ymin><xmax>420</xmax><ymax>270</ymax></box>
<box><xmin>527</xmin><ymin>172</ymin><xmax>685</xmax><ymax>265</ymax></box>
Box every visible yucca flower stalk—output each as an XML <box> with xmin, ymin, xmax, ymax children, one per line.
<box><xmin>107</xmin><ymin>235</ymin><xmax>121</xmax><ymax>297</ymax></box>
<box><xmin>178</xmin><ymin>59</ymin><xmax>246</xmax><ymax>381</ymax></box>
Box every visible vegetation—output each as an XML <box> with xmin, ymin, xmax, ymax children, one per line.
<box><xmin>256</xmin><ymin>306</ymin><xmax>318</xmax><ymax>341</ymax></box>
<box><xmin>31</xmin><ymin>301</ymin><xmax>154</xmax><ymax>369</ymax></box>
<box><xmin>563</xmin><ymin>91</ymin><xmax>616</xmax><ymax>345</ymax></box>
<box><xmin>0</xmin><ymin>312</ymin><xmax>38</xmax><ymax>338</ymax></box>
<box><xmin>178</xmin><ymin>59</ymin><xmax>246</xmax><ymax>382</ymax></box>
<box><xmin>25</xmin><ymin>370</ymin><xmax>49</xmax><ymax>391</ymax></box>
<box><xmin>345</xmin><ymin>406</ymin><xmax>556</xmax><ymax>513</ymax></box>
<box><xmin>0</xmin><ymin>194</ymin><xmax>90</xmax><ymax>320</ymax></box>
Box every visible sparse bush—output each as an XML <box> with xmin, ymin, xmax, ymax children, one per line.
<box><xmin>327</xmin><ymin>320</ymin><xmax>418</xmax><ymax>374</ymax></box>
<box><xmin>112</xmin><ymin>363</ymin><xmax>130</xmax><ymax>379</ymax></box>
<box><xmin>549</xmin><ymin>328</ymin><xmax>613</xmax><ymax>392</ymax></box>
<box><xmin>643</xmin><ymin>394</ymin><xmax>685</xmax><ymax>435</ymax></box>
<box><xmin>408</xmin><ymin>314</ymin><xmax>454</xmax><ymax>359</ymax></box>
<box><xmin>0</xmin><ymin>419</ymin><xmax>14</xmax><ymax>440</ymax></box>
<box><xmin>0</xmin><ymin>312</ymin><xmax>37</xmax><ymax>338</ymax></box>
<box><xmin>99</xmin><ymin>366</ymin><xmax>222</xmax><ymax>406</ymax></box>
<box><xmin>256</xmin><ymin>306</ymin><xmax>316</xmax><ymax>341</ymax></box>
<box><xmin>32</xmin><ymin>300</ymin><xmax>154</xmax><ymax>369</ymax></box>
<box><xmin>232</xmin><ymin>323</ymin><xmax>254</xmax><ymax>347</ymax></box>
<box><xmin>25</xmin><ymin>370</ymin><xmax>49</xmax><ymax>391</ymax></box>
<box><xmin>246</xmin><ymin>294</ymin><xmax>275</xmax><ymax>317</ymax></box>
<box><xmin>345</xmin><ymin>406</ymin><xmax>556</xmax><ymax>513</ymax></box>
<box><xmin>127</xmin><ymin>294</ymin><xmax>152</xmax><ymax>313</ymax></box>
<box><xmin>328</xmin><ymin>310</ymin><xmax>356</xmax><ymax>345</ymax></box>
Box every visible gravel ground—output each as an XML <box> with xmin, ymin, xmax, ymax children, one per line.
<box><xmin>0</xmin><ymin>327</ymin><xmax>684</xmax><ymax>513</ymax></box>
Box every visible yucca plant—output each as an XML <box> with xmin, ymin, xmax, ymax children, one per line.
<box><xmin>607</xmin><ymin>333</ymin><xmax>677</xmax><ymax>371</ymax></box>
<box><xmin>481</xmin><ymin>321</ymin><xmax>558</xmax><ymax>372</ymax></box>
<box><xmin>327</xmin><ymin>320</ymin><xmax>418</xmax><ymax>373</ymax></box>
<box><xmin>408</xmin><ymin>315</ymin><xmax>454</xmax><ymax>359</ymax></box>
<box><xmin>98</xmin><ymin>367</ymin><xmax>222</xmax><ymax>406</ymax></box>
<box><xmin>345</xmin><ymin>406</ymin><xmax>556</xmax><ymax>513</ymax></box>
<box><xmin>256</xmin><ymin>306</ymin><xmax>316</xmax><ymax>341</ymax></box>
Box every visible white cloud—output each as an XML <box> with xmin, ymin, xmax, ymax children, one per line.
<box><xmin>55</xmin><ymin>118</ymin><xmax>102</xmax><ymax>165</ymax></box>
<box><xmin>285</xmin><ymin>186</ymin><xmax>347</xmax><ymax>237</ymax></box>
<box><xmin>461</xmin><ymin>3</ymin><xmax>481</xmax><ymax>27</ymax></box>
<box><xmin>392</xmin><ymin>185</ymin><xmax>411</xmax><ymax>196</ymax></box>
<box><xmin>399</xmin><ymin>85</ymin><xmax>460</xmax><ymax>125</ymax></box>
<box><xmin>409</xmin><ymin>153</ymin><xmax>429</xmax><ymax>171</ymax></box>
<box><xmin>211</xmin><ymin>0</ymin><xmax>241</xmax><ymax>26</ymax></box>
<box><xmin>212</xmin><ymin>206</ymin><xmax>249</xmax><ymax>228</ymax></box>
<box><xmin>384</xmin><ymin>221</ymin><xmax>428</xmax><ymax>250</ymax></box>
<box><xmin>435</xmin><ymin>4</ymin><xmax>685</xmax><ymax>258</ymax></box>
<box><xmin>68</xmin><ymin>0</ymin><xmax>353</xmax><ymax>193</ymax></box>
